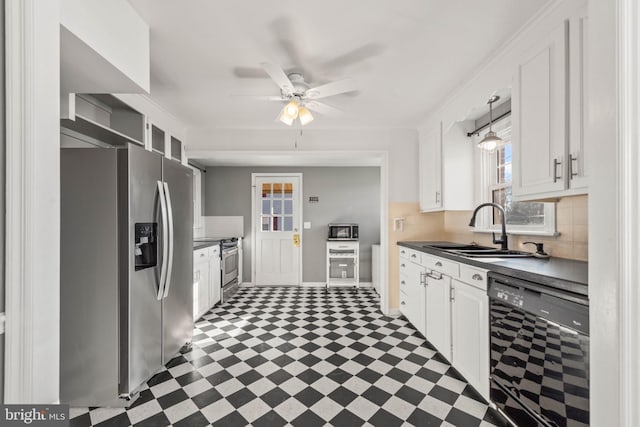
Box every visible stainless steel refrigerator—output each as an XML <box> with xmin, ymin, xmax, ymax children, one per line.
<box><xmin>60</xmin><ymin>143</ymin><xmax>193</xmax><ymax>407</ymax></box>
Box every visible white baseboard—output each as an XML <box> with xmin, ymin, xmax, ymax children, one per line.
<box><xmin>301</xmin><ymin>282</ymin><xmax>373</xmax><ymax>288</ymax></box>
<box><xmin>239</xmin><ymin>282</ymin><xmax>254</xmax><ymax>287</ymax></box>
<box><xmin>301</xmin><ymin>282</ymin><xmax>326</xmax><ymax>287</ymax></box>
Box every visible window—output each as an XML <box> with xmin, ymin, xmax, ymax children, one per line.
<box><xmin>260</xmin><ymin>182</ymin><xmax>294</xmax><ymax>232</ymax></box>
<box><xmin>475</xmin><ymin>117</ymin><xmax>556</xmax><ymax>235</ymax></box>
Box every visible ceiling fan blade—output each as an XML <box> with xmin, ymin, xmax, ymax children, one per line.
<box><xmin>231</xmin><ymin>95</ymin><xmax>284</xmax><ymax>101</ymax></box>
<box><xmin>305</xmin><ymin>101</ymin><xmax>342</xmax><ymax>116</ymax></box>
<box><xmin>261</xmin><ymin>61</ymin><xmax>294</xmax><ymax>96</ymax></box>
<box><xmin>232</xmin><ymin>66</ymin><xmax>268</xmax><ymax>78</ymax></box>
<box><xmin>323</xmin><ymin>43</ymin><xmax>385</xmax><ymax>70</ymax></box>
<box><xmin>304</xmin><ymin>78</ymin><xmax>357</xmax><ymax>99</ymax></box>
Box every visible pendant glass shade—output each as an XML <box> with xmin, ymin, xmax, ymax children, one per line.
<box><xmin>298</xmin><ymin>106</ymin><xmax>314</xmax><ymax>125</ymax></box>
<box><xmin>478</xmin><ymin>130</ymin><xmax>504</xmax><ymax>152</ymax></box>
<box><xmin>477</xmin><ymin>95</ymin><xmax>504</xmax><ymax>151</ymax></box>
<box><xmin>279</xmin><ymin>100</ymin><xmax>299</xmax><ymax>126</ymax></box>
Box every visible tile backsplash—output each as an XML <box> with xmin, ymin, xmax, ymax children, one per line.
<box><xmin>442</xmin><ymin>195</ymin><xmax>588</xmax><ymax>261</ymax></box>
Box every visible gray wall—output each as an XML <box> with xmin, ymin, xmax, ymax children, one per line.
<box><xmin>204</xmin><ymin>167</ymin><xmax>381</xmax><ymax>283</ymax></box>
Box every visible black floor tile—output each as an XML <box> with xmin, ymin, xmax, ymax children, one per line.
<box><xmin>368</xmin><ymin>408</ymin><xmax>404</xmax><ymax>427</ymax></box>
<box><xmin>134</xmin><ymin>412</ymin><xmax>171</xmax><ymax>427</ymax></box>
<box><xmin>173</xmin><ymin>411</ymin><xmax>210</xmax><ymax>427</ymax></box>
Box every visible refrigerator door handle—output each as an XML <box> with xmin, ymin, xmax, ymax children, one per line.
<box><xmin>162</xmin><ymin>181</ymin><xmax>174</xmax><ymax>298</ymax></box>
<box><xmin>157</xmin><ymin>180</ymin><xmax>169</xmax><ymax>300</ymax></box>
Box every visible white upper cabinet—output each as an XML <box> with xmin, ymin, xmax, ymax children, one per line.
<box><xmin>419</xmin><ymin>123</ymin><xmax>443</xmax><ymax>212</ymax></box>
<box><xmin>60</xmin><ymin>0</ymin><xmax>150</xmax><ymax>94</ymax></box>
<box><xmin>512</xmin><ymin>20</ymin><xmax>567</xmax><ymax>198</ymax></box>
<box><xmin>568</xmin><ymin>7</ymin><xmax>589</xmax><ymax>190</ymax></box>
<box><xmin>512</xmin><ymin>6</ymin><xmax>589</xmax><ymax>200</ymax></box>
<box><xmin>419</xmin><ymin>120</ymin><xmax>474</xmax><ymax>212</ymax></box>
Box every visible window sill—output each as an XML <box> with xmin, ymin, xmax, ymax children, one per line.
<box><xmin>471</xmin><ymin>228</ymin><xmax>559</xmax><ymax>237</ymax></box>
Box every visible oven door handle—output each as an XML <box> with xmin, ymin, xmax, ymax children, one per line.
<box><xmin>223</xmin><ymin>247</ymin><xmax>239</xmax><ymax>257</ymax></box>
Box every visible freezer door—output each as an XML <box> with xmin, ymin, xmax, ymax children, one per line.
<box><xmin>162</xmin><ymin>159</ymin><xmax>194</xmax><ymax>364</ymax></box>
<box><xmin>119</xmin><ymin>145</ymin><xmax>164</xmax><ymax>396</ymax></box>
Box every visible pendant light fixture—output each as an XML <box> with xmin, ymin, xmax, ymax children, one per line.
<box><xmin>477</xmin><ymin>95</ymin><xmax>504</xmax><ymax>152</ymax></box>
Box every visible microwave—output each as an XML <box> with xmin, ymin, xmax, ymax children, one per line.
<box><xmin>328</xmin><ymin>223</ymin><xmax>359</xmax><ymax>241</ymax></box>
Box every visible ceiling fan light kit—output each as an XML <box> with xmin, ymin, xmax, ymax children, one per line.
<box><xmin>278</xmin><ymin>98</ymin><xmax>314</xmax><ymax>126</ymax></box>
<box><xmin>258</xmin><ymin>61</ymin><xmax>355</xmax><ymax>126</ymax></box>
<box><xmin>477</xmin><ymin>95</ymin><xmax>505</xmax><ymax>152</ymax></box>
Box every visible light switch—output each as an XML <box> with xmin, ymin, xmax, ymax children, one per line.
<box><xmin>303</xmin><ymin>222</ymin><xmax>311</xmax><ymax>229</ymax></box>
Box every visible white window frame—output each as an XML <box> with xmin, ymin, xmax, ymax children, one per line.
<box><xmin>473</xmin><ymin>116</ymin><xmax>557</xmax><ymax>236</ymax></box>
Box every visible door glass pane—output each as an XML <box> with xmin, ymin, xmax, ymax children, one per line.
<box><xmin>262</xmin><ymin>216</ymin><xmax>270</xmax><ymax>231</ymax></box>
<box><xmin>273</xmin><ymin>216</ymin><xmax>282</xmax><ymax>231</ymax></box>
<box><xmin>262</xmin><ymin>200</ymin><xmax>271</xmax><ymax>215</ymax></box>
<box><xmin>283</xmin><ymin>216</ymin><xmax>293</xmax><ymax>231</ymax></box>
<box><xmin>284</xmin><ymin>200</ymin><xmax>293</xmax><ymax>215</ymax></box>
<box><xmin>284</xmin><ymin>183</ymin><xmax>293</xmax><ymax>198</ymax></box>
<box><xmin>273</xmin><ymin>183</ymin><xmax>283</xmax><ymax>197</ymax></box>
<box><xmin>262</xmin><ymin>183</ymin><xmax>272</xmax><ymax>198</ymax></box>
<box><xmin>273</xmin><ymin>199</ymin><xmax>282</xmax><ymax>215</ymax></box>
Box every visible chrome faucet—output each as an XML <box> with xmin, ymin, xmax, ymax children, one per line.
<box><xmin>468</xmin><ymin>203</ymin><xmax>509</xmax><ymax>250</ymax></box>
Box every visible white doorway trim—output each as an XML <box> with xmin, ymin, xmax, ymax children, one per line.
<box><xmin>191</xmin><ymin>150</ymin><xmax>391</xmax><ymax>316</ymax></box>
<box><xmin>251</xmin><ymin>173</ymin><xmax>304</xmax><ymax>286</ymax></box>
<box><xmin>5</xmin><ymin>0</ymin><xmax>61</xmax><ymax>403</ymax></box>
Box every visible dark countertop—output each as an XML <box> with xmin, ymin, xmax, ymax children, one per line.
<box><xmin>193</xmin><ymin>240</ymin><xmax>221</xmax><ymax>250</ymax></box>
<box><xmin>398</xmin><ymin>241</ymin><xmax>588</xmax><ymax>297</ymax></box>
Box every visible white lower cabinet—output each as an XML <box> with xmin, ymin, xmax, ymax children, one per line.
<box><xmin>425</xmin><ymin>272</ymin><xmax>452</xmax><ymax>360</ymax></box>
<box><xmin>193</xmin><ymin>246</ymin><xmax>222</xmax><ymax>320</ymax></box>
<box><xmin>398</xmin><ymin>247</ymin><xmax>490</xmax><ymax>400</ymax></box>
<box><xmin>194</xmin><ymin>250</ymin><xmax>210</xmax><ymax>320</ymax></box>
<box><xmin>452</xmin><ymin>277</ymin><xmax>489</xmax><ymax>400</ymax></box>
<box><xmin>399</xmin><ymin>249</ymin><xmax>427</xmax><ymax>337</ymax></box>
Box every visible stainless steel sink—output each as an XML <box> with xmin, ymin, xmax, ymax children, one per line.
<box><xmin>422</xmin><ymin>243</ymin><xmax>495</xmax><ymax>251</ymax></box>
<box><xmin>449</xmin><ymin>249</ymin><xmax>535</xmax><ymax>258</ymax></box>
<box><xmin>421</xmin><ymin>242</ymin><xmax>536</xmax><ymax>258</ymax></box>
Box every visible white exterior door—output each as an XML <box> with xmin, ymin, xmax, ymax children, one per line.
<box><xmin>253</xmin><ymin>174</ymin><xmax>302</xmax><ymax>286</ymax></box>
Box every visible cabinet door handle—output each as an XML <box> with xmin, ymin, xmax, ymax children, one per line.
<box><xmin>411</xmin><ymin>253</ymin><xmax>417</xmax><ymax>258</ymax></box>
<box><xmin>553</xmin><ymin>158</ymin><xmax>562</xmax><ymax>183</ymax></box>
<box><xmin>435</xmin><ymin>191</ymin><xmax>441</xmax><ymax>204</ymax></box>
<box><xmin>401</xmin><ymin>301</ymin><xmax>406</xmax><ymax>306</ymax></box>
<box><xmin>472</xmin><ymin>274</ymin><xmax>483</xmax><ymax>281</ymax></box>
<box><xmin>435</xmin><ymin>261</ymin><xmax>443</xmax><ymax>267</ymax></box>
<box><xmin>569</xmin><ymin>154</ymin><xmax>579</xmax><ymax>179</ymax></box>
<box><xmin>401</xmin><ymin>263</ymin><xmax>406</xmax><ymax>268</ymax></box>
<box><xmin>401</xmin><ymin>280</ymin><xmax>406</xmax><ymax>285</ymax></box>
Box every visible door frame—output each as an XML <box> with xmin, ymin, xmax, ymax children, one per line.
<box><xmin>251</xmin><ymin>173</ymin><xmax>304</xmax><ymax>286</ymax></box>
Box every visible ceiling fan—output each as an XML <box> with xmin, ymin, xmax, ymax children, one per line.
<box><xmin>255</xmin><ymin>61</ymin><xmax>358</xmax><ymax>126</ymax></box>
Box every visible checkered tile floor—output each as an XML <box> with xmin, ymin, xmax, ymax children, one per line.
<box><xmin>70</xmin><ymin>287</ymin><xmax>508</xmax><ymax>426</ymax></box>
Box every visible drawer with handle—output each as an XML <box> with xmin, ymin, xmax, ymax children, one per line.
<box><xmin>422</xmin><ymin>254</ymin><xmax>459</xmax><ymax>277</ymax></box>
<box><xmin>459</xmin><ymin>264</ymin><xmax>488</xmax><ymax>291</ymax></box>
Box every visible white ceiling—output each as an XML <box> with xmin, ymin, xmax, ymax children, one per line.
<box><xmin>128</xmin><ymin>0</ymin><xmax>548</xmax><ymax>131</ymax></box>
